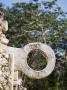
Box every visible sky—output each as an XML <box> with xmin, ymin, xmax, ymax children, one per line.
<box><xmin>0</xmin><ymin>0</ymin><xmax>67</xmax><ymax>12</ymax></box>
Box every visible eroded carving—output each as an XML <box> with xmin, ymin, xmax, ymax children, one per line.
<box><xmin>0</xmin><ymin>12</ymin><xmax>11</xmax><ymax>90</ymax></box>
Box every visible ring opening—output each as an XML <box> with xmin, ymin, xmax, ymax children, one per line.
<box><xmin>27</xmin><ymin>49</ymin><xmax>47</xmax><ymax>71</ymax></box>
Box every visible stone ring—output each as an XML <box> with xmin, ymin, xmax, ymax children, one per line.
<box><xmin>21</xmin><ymin>42</ymin><xmax>56</xmax><ymax>79</ymax></box>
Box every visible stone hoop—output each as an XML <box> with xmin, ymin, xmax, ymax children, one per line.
<box><xmin>21</xmin><ymin>42</ymin><xmax>56</xmax><ymax>79</ymax></box>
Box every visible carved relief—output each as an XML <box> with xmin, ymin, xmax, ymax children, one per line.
<box><xmin>0</xmin><ymin>12</ymin><xmax>11</xmax><ymax>90</ymax></box>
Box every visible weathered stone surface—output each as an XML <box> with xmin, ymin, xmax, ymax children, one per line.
<box><xmin>20</xmin><ymin>42</ymin><xmax>56</xmax><ymax>79</ymax></box>
<box><xmin>0</xmin><ymin>12</ymin><xmax>11</xmax><ymax>90</ymax></box>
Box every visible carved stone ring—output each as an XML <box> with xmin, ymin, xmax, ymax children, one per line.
<box><xmin>20</xmin><ymin>42</ymin><xmax>56</xmax><ymax>79</ymax></box>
